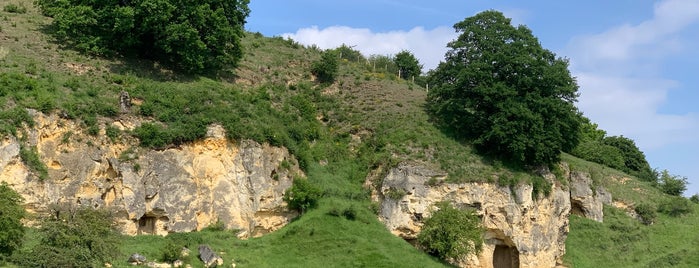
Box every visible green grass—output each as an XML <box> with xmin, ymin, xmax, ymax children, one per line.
<box><xmin>118</xmin><ymin>199</ymin><xmax>447</xmax><ymax>268</ymax></box>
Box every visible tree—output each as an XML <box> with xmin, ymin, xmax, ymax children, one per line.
<box><xmin>36</xmin><ymin>0</ymin><xmax>250</xmax><ymax>73</ymax></box>
<box><xmin>393</xmin><ymin>50</ymin><xmax>422</xmax><ymax>80</ymax></box>
<box><xmin>0</xmin><ymin>182</ymin><xmax>24</xmax><ymax>258</ymax></box>
<box><xmin>284</xmin><ymin>178</ymin><xmax>322</xmax><ymax>214</ymax></box>
<box><xmin>311</xmin><ymin>50</ymin><xmax>339</xmax><ymax>84</ymax></box>
<box><xmin>658</xmin><ymin>170</ymin><xmax>688</xmax><ymax>196</ymax></box>
<box><xmin>418</xmin><ymin>202</ymin><xmax>483</xmax><ymax>261</ymax></box>
<box><xmin>427</xmin><ymin>10</ymin><xmax>582</xmax><ymax>166</ymax></box>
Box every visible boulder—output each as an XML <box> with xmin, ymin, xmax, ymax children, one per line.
<box><xmin>128</xmin><ymin>253</ymin><xmax>147</xmax><ymax>265</ymax></box>
<box><xmin>199</xmin><ymin>245</ymin><xmax>224</xmax><ymax>267</ymax></box>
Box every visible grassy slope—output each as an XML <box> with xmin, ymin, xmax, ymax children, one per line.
<box><xmin>2</xmin><ymin>2</ymin><xmax>697</xmax><ymax>267</ymax></box>
<box><xmin>563</xmin><ymin>154</ymin><xmax>699</xmax><ymax>268</ymax></box>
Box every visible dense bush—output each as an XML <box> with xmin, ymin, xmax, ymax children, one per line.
<box><xmin>658</xmin><ymin>197</ymin><xmax>693</xmax><ymax>217</ymax></box>
<box><xmin>12</xmin><ymin>206</ymin><xmax>121</xmax><ymax>267</ymax></box>
<box><xmin>393</xmin><ymin>50</ymin><xmax>422</xmax><ymax>80</ymax></box>
<box><xmin>19</xmin><ymin>145</ymin><xmax>49</xmax><ymax>181</ymax></box>
<box><xmin>311</xmin><ymin>50</ymin><xmax>339</xmax><ymax>84</ymax></box>
<box><xmin>418</xmin><ymin>202</ymin><xmax>483</xmax><ymax>261</ymax></box>
<box><xmin>427</xmin><ymin>11</ymin><xmax>582</xmax><ymax>166</ymax></box>
<box><xmin>284</xmin><ymin>178</ymin><xmax>322</xmax><ymax>214</ymax></box>
<box><xmin>0</xmin><ymin>183</ymin><xmax>25</xmax><ymax>258</ymax></box>
<box><xmin>633</xmin><ymin>203</ymin><xmax>657</xmax><ymax>225</ymax></box>
<box><xmin>36</xmin><ymin>0</ymin><xmax>250</xmax><ymax>73</ymax></box>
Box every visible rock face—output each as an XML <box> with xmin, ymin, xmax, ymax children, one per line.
<box><xmin>375</xmin><ymin>162</ymin><xmax>608</xmax><ymax>268</ymax></box>
<box><xmin>0</xmin><ymin>112</ymin><xmax>298</xmax><ymax>237</ymax></box>
<box><xmin>569</xmin><ymin>171</ymin><xmax>611</xmax><ymax>222</ymax></box>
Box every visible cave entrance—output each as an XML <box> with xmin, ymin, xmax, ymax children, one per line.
<box><xmin>571</xmin><ymin>200</ymin><xmax>585</xmax><ymax>217</ymax></box>
<box><xmin>137</xmin><ymin>215</ymin><xmax>169</xmax><ymax>235</ymax></box>
<box><xmin>493</xmin><ymin>245</ymin><xmax>520</xmax><ymax>268</ymax></box>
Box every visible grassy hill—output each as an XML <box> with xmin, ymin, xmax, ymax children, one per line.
<box><xmin>1</xmin><ymin>1</ymin><xmax>698</xmax><ymax>267</ymax></box>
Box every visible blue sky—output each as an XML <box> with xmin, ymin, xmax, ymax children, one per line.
<box><xmin>247</xmin><ymin>0</ymin><xmax>699</xmax><ymax>196</ymax></box>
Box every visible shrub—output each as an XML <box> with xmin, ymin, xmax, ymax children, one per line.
<box><xmin>3</xmin><ymin>4</ymin><xmax>27</xmax><ymax>14</ymax></box>
<box><xmin>0</xmin><ymin>182</ymin><xmax>25</xmax><ymax>258</ymax></box>
<box><xmin>418</xmin><ymin>202</ymin><xmax>483</xmax><ymax>261</ymax></box>
<box><xmin>12</xmin><ymin>206</ymin><xmax>121</xmax><ymax>267</ymax></box>
<box><xmin>690</xmin><ymin>194</ymin><xmax>699</xmax><ymax>204</ymax></box>
<box><xmin>658</xmin><ymin>170</ymin><xmax>688</xmax><ymax>196</ymax></box>
<box><xmin>311</xmin><ymin>50</ymin><xmax>339</xmax><ymax>84</ymax></box>
<box><xmin>284</xmin><ymin>178</ymin><xmax>322</xmax><ymax>214</ymax></box>
<box><xmin>658</xmin><ymin>197</ymin><xmax>693</xmax><ymax>217</ymax></box>
<box><xmin>134</xmin><ymin>123</ymin><xmax>169</xmax><ymax>148</ymax></box>
<box><xmin>19</xmin><ymin>145</ymin><xmax>48</xmax><ymax>181</ymax></box>
<box><xmin>633</xmin><ymin>203</ymin><xmax>657</xmax><ymax>225</ymax></box>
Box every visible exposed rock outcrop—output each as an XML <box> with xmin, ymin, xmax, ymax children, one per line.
<box><xmin>374</xmin><ymin>162</ymin><xmax>609</xmax><ymax>268</ymax></box>
<box><xmin>569</xmin><ymin>171</ymin><xmax>611</xmax><ymax>222</ymax></box>
<box><xmin>0</xmin><ymin>112</ymin><xmax>298</xmax><ymax>237</ymax></box>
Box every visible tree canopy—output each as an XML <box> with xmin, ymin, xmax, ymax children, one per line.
<box><xmin>427</xmin><ymin>10</ymin><xmax>582</xmax><ymax>166</ymax></box>
<box><xmin>36</xmin><ymin>0</ymin><xmax>250</xmax><ymax>73</ymax></box>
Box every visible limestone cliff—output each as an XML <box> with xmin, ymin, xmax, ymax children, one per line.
<box><xmin>373</xmin><ymin>162</ymin><xmax>609</xmax><ymax>268</ymax></box>
<box><xmin>0</xmin><ymin>111</ymin><xmax>298</xmax><ymax>237</ymax></box>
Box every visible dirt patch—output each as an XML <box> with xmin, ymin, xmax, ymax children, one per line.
<box><xmin>64</xmin><ymin>62</ymin><xmax>93</xmax><ymax>75</ymax></box>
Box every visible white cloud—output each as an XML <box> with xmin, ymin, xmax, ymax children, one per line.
<box><xmin>567</xmin><ymin>0</ymin><xmax>699</xmax><ymax>150</ymax></box>
<box><xmin>282</xmin><ymin>25</ymin><xmax>456</xmax><ymax>72</ymax></box>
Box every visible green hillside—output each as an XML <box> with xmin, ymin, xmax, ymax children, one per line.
<box><xmin>1</xmin><ymin>1</ymin><xmax>698</xmax><ymax>267</ymax></box>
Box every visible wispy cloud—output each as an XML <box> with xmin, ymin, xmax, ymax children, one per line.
<box><xmin>282</xmin><ymin>25</ymin><xmax>456</xmax><ymax>71</ymax></box>
<box><xmin>566</xmin><ymin>0</ymin><xmax>699</xmax><ymax>150</ymax></box>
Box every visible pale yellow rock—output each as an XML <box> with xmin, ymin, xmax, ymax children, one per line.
<box><xmin>0</xmin><ymin>111</ymin><xmax>299</xmax><ymax>238</ymax></box>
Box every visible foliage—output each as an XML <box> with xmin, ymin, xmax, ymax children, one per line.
<box><xmin>19</xmin><ymin>145</ymin><xmax>48</xmax><ymax>181</ymax></box>
<box><xmin>3</xmin><ymin>3</ymin><xmax>27</xmax><ymax>14</ymax></box>
<box><xmin>602</xmin><ymin>136</ymin><xmax>654</xmax><ymax>181</ymax></box>
<box><xmin>284</xmin><ymin>178</ymin><xmax>322</xmax><ymax>214</ymax></box>
<box><xmin>657</xmin><ymin>169</ymin><xmax>688</xmax><ymax>196</ymax></box>
<box><xmin>690</xmin><ymin>194</ymin><xmax>699</xmax><ymax>204</ymax></box>
<box><xmin>0</xmin><ymin>183</ymin><xmax>25</xmax><ymax>258</ymax></box>
<box><xmin>427</xmin><ymin>10</ymin><xmax>582</xmax><ymax>167</ymax></box>
<box><xmin>658</xmin><ymin>196</ymin><xmax>693</xmax><ymax>217</ymax></box>
<box><xmin>393</xmin><ymin>50</ymin><xmax>422</xmax><ymax>79</ymax></box>
<box><xmin>634</xmin><ymin>203</ymin><xmax>657</xmax><ymax>225</ymax></box>
<box><xmin>35</xmin><ymin>0</ymin><xmax>250</xmax><ymax>73</ymax></box>
<box><xmin>311</xmin><ymin>50</ymin><xmax>339</xmax><ymax>83</ymax></box>
<box><xmin>367</xmin><ymin>54</ymin><xmax>397</xmax><ymax>74</ymax></box>
<box><xmin>418</xmin><ymin>202</ymin><xmax>483</xmax><ymax>261</ymax></box>
<box><xmin>12</xmin><ymin>206</ymin><xmax>121</xmax><ymax>267</ymax></box>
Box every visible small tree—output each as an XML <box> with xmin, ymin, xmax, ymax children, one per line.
<box><xmin>0</xmin><ymin>182</ymin><xmax>25</xmax><ymax>258</ymax></box>
<box><xmin>311</xmin><ymin>50</ymin><xmax>339</xmax><ymax>84</ymax></box>
<box><xmin>418</xmin><ymin>202</ymin><xmax>483</xmax><ymax>261</ymax></box>
<box><xmin>658</xmin><ymin>170</ymin><xmax>688</xmax><ymax>196</ymax></box>
<box><xmin>393</xmin><ymin>50</ymin><xmax>422</xmax><ymax>80</ymax></box>
<box><xmin>284</xmin><ymin>178</ymin><xmax>322</xmax><ymax>214</ymax></box>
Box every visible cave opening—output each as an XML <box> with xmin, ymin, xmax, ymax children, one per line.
<box><xmin>571</xmin><ymin>199</ymin><xmax>585</xmax><ymax>217</ymax></box>
<box><xmin>137</xmin><ymin>215</ymin><xmax>169</xmax><ymax>235</ymax></box>
<box><xmin>493</xmin><ymin>244</ymin><xmax>520</xmax><ymax>268</ymax></box>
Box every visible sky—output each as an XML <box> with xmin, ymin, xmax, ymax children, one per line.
<box><xmin>246</xmin><ymin>0</ymin><xmax>699</xmax><ymax>196</ymax></box>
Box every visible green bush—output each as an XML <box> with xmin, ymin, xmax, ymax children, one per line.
<box><xmin>19</xmin><ymin>145</ymin><xmax>48</xmax><ymax>181</ymax></box>
<box><xmin>12</xmin><ymin>206</ymin><xmax>121</xmax><ymax>267</ymax></box>
<box><xmin>690</xmin><ymin>194</ymin><xmax>699</xmax><ymax>204</ymax></box>
<box><xmin>658</xmin><ymin>170</ymin><xmax>688</xmax><ymax>196</ymax></box>
<box><xmin>417</xmin><ymin>202</ymin><xmax>483</xmax><ymax>261</ymax></box>
<box><xmin>311</xmin><ymin>50</ymin><xmax>339</xmax><ymax>84</ymax></box>
<box><xmin>633</xmin><ymin>203</ymin><xmax>657</xmax><ymax>225</ymax></box>
<box><xmin>658</xmin><ymin>197</ymin><xmax>693</xmax><ymax>217</ymax></box>
<box><xmin>0</xmin><ymin>182</ymin><xmax>25</xmax><ymax>258</ymax></box>
<box><xmin>284</xmin><ymin>178</ymin><xmax>322</xmax><ymax>214</ymax></box>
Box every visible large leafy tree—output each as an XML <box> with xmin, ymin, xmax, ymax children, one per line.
<box><xmin>36</xmin><ymin>0</ymin><xmax>250</xmax><ymax>73</ymax></box>
<box><xmin>427</xmin><ymin>10</ymin><xmax>582</xmax><ymax>166</ymax></box>
<box><xmin>0</xmin><ymin>182</ymin><xmax>25</xmax><ymax>258</ymax></box>
<box><xmin>393</xmin><ymin>50</ymin><xmax>422</xmax><ymax>80</ymax></box>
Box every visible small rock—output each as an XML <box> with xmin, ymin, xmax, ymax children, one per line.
<box><xmin>128</xmin><ymin>253</ymin><xmax>147</xmax><ymax>265</ymax></box>
<box><xmin>181</xmin><ymin>247</ymin><xmax>191</xmax><ymax>257</ymax></box>
<box><xmin>173</xmin><ymin>260</ymin><xmax>183</xmax><ymax>268</ymax></box>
